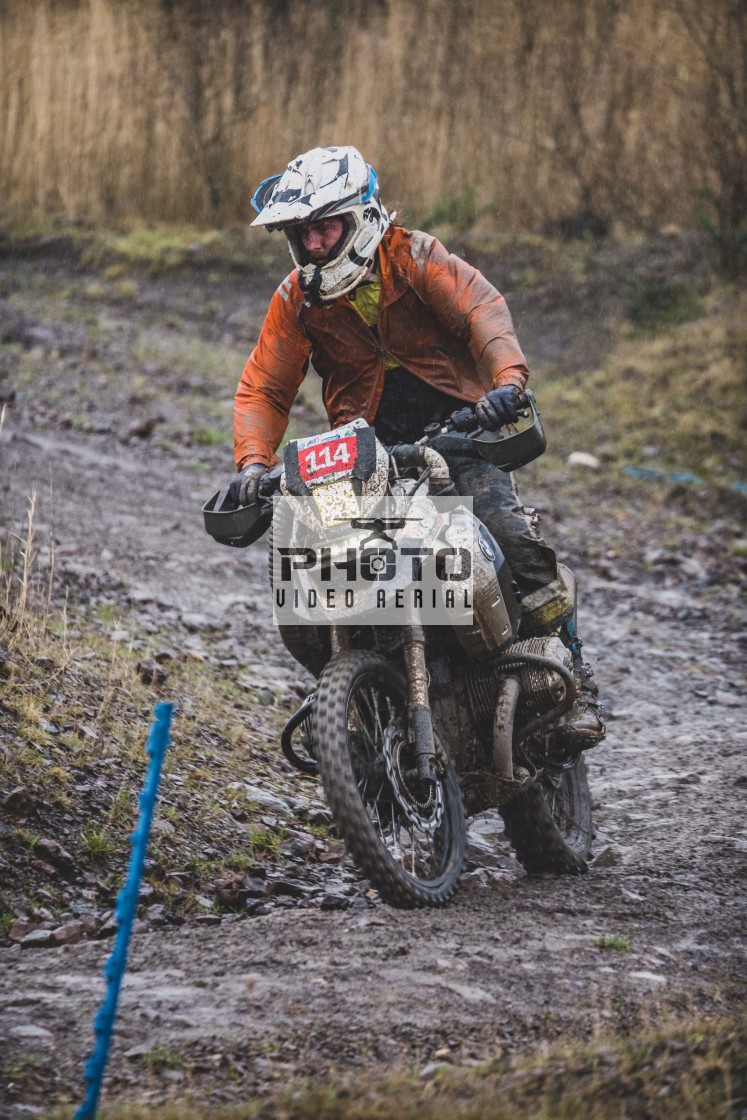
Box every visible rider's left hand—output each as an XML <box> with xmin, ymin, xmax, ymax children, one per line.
<box><xmin>227</xmin><ymin>463</ymin><xmax>267</xmax><ymax>507</ymax></box>
<box><xmin>475</xmin><ymin>386</ymin><xmax>519</xmax><ymax>430</ymax></box>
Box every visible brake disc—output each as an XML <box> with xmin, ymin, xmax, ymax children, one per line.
<box><xmin>382</xmin><ymin>724</ymin><xmax>444</xmax><ymax>833</ymax></box>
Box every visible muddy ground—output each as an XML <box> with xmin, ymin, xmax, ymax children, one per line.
<box><xmin>0</xmin><ymin>238</ymin><xmax>745</xmax><ymax>1115</ymax></box>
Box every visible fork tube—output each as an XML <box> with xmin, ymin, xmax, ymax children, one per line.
<box><xmin>329</xmin><ymin>626</ymin><xmax>351</xmax><ymax>654</ymax></box>
<box><xmin>403</xmin><ymin>624</ymin><xmax>436</xmax><ymax>782</ymax></box>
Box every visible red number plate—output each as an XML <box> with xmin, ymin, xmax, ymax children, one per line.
<box><xmin>298</xmin><ymin>434</ymin><xmax>357</xmax><ymax>485</ymax></box>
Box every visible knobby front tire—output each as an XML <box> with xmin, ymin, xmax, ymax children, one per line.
<box><xmin>315</xmin><ymin>651</ymin><xmax>466</xmax><ymax>908</ymax></box>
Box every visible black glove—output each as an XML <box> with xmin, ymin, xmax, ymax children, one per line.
<box><xmin>227</xmin><ymin>463</ymin><xmax>267</xmax><ymax>507</ymax></box>
<box><xmin>475</xmin><ymin>386</ymin><xmax>519</xmax><ymax>430</ymax></box>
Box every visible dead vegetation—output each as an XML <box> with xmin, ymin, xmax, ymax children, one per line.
<box><xmin>1</xmin><ymin>0</ymin><xmax>745</xmax><ymax>270</ymax></box>
<box><xmin>39</xmin><ymin>1014</ymin><xmax>746</xmax><ymax>1119</ymax></box>
<box><xmin>0</xmin><ymin>486</ymin><xmax>326</xmax><ymax>939</ymax></box>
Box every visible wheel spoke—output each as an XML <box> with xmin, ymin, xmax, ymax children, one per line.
<box><xmin>315</xmin><ymin>655</ymin><xmax>464</xmax><ymax>905</ymax></box>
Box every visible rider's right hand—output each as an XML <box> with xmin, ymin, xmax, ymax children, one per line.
<box><xmin>227</xmin><ymin>463</ymin><xmax>267</xmax><ymax>507</ymax></box>
<box><xmin>475</xmin><ymin>386</ymin><xmax>519</xmax><ymax>430</ymax></box>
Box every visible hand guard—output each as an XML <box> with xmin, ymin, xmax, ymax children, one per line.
<box><xmin>475</xmin><ymin>386</ymin><xmax>520</xmax><ymax>430</ymax></box>
<box><xmin>227</xmin><ymin>463</ymin><xmax>267</xmax><ymax>507</ymax></box>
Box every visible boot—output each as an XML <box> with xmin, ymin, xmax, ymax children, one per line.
<box><xmin>553</xmin><ymin>657</ymin><xmax>606</xmax><ymax>752</ymax></box>
<box><xmin>519</xmin><ymin>584</ymin><xmax>606</xmax><ymax>752</ymax></box>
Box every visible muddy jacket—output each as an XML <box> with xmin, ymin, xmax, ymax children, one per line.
<box><xmin>234</xmin><ymin>225</ymin><xmax>529</xmax><ymax>467</ymax></box>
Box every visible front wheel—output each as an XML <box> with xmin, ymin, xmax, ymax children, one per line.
<box><xmin>315</xmin><ymin>651</ymin><xmax>466</xmax><ymax>908</ymax></box>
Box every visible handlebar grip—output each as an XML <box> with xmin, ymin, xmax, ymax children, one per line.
<box><xmin>258</xmin><ymin>467</ymin><xmax>281</xmax><ymax>499</ymax></box>
<box><xmin>449</xmin><ymin>406</ymin><xmax>478</xmax><ymax>432</ymax></box>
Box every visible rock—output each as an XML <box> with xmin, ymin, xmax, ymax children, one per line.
<box><xmin>3</xmin><ymin>786</ymin><xmax>37</xmax><ymax>817</ymax></box>
<box><xmin>51</xmin><ymin>920</ymin><xmax>85</xmax><ymax>945</ymax></box>
<box><xmin>136</xmin><ymin>658</ymin><xmax>169</xmax><ymax>685</ymax></box>
<box><xmin>319</xmin><ymin>892</ymin><xmax>350</xmax><ymax>911</ymax></box>
<box><xmin>308</xmin><ymin>807</ymin><xmax>333</xmax><ymax>826</ymax></box>
<box><xmin>29</xmin><ymin>859</ymin><xmax>58</xmax><ymax>878</ymax></box>
<box><xmin>150</xmin><ymin>818</ymin><xmax>175</xmax><ymax>837</ymax></box>
<box><xmin>20</xmin><ymin>929</ymin><xmax>55</xmax><ymax>949</ymax></box>
<box><xmin>32</xmin><ymin>838</ymin><xmax>75</xmax><ymax>869</ymax></box>
<box><xmin>567</xmin><ymin>451</ymin><xmax>601</xmax><ymax>470</ymax></box>
<box><xmin>246</xmin><ymin>899</ymin><xmax>269</xmax><ymax>916</ymax></box>
<box><xmin>121</xmin><ymin>416</ymin><xmax>162</xmax><ymax>441</ymax></box>
<box><xmin>9</xmin><ymin>1024</ymin><xmax>54</xmax><ymax>1041</ymax></box>
<box><xmin>8</xmin><ymin>919</ymin><xmax>42</xmax><ymax>943</ymax></box>
<box><xmin>195</xmin><ymin>895</ymin><xmax>214</xmax><ymax>910</ymax></box>
<box><xmin>79</xmin><ymin>913</ymin><xmax>101</xmax><ymax>936</ymax></box>
<box><xmin>124</xmin><ymin>1044</ymin><xmax>151</xmax><ymax>1059</ymax></box>
<box><xmin>146</xmin><ymin>904</ymin><xmax>169</xmax><ymax>927</ymax></box>
<box><xmin>714</xmin><ymin>690</ymin><xmax>742</xmax><ymax>708</ymax></box>
<box><xmin>419</xmin><ymin>1061</ymin><xmax>448</xmax><ymax>1081</ymax></box>
<box><xmin>34</xmin><ymin>656</ymin><xmax>55</xmax><ymax>670</ymax></box>
<box><xmin>181</xmin><ymin>612</ymin><xmax>224</xmax><ymax>632</ymax></box>
<box><xmin>269</xmin><ymin>878</ymin><xmax>308</xmax><ymax>899</ymax></box>
<box><xmin>629</xmin><ymin>970</ymin><xmax>667</xmax><ymax>986</ymax></box>
<box><xmin>245</xmin><ymin>877</ymin><xmax>272</xmax><ymax>898</ymax></box>
<box><xmin>259</xmin><ymin>687</ymin><xmax>275</xmax><ymax>706</ymax></box>
<box><xmin>95</xmin><ymin>914</ymin><xmax>118</xmax><ymax>938</ymax></box>
<box><xmin>195</xmin><ymin>914</ymin><xmax>222</xmax><ymax>926</ymax></box>
<box><xmin>591</xmin><ymin>845</ymin><xmax>621</xmax><ymax>868</ymax></box>
<box><xmin>318</xmin><ymin>842</ymin><xmax>346</xmax><ymax>864</ymax></box>
<box><xmin>242</xmin><ymin>784</ymin><xmax>292</xmax><ymax>815</ymax></box>
<box><xmin>109</xmin><ymin>629</ymin><xmax>131</xmax><ymax>643</ymax></box>
<box><xmin>280</xmin><ymin>833</ymin><xmax>315</xmax><ymax>858</ymax></box>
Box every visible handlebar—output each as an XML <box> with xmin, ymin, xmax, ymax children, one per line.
<box><xmin>257</xmin><ymin>462</ymin><xmax>283</xmax><ymax>499</ymax></box>
<box><xmin>438</xmin><ymin>391</ymin><xmax>531</xmax><ymax>436</ymax></box>
<box><xmin>419</xmin><ymin>389</ymin><xmax>544</xmax><ymax>472</ymax></box>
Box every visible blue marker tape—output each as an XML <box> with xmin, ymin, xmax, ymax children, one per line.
<box><xmin>76</xmin><ymin>702</ymin><xmax>174</xmax><ymax>1120</ymax></box>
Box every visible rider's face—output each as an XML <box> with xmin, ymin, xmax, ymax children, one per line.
<box><xmin>298</xmin><ymin>217</ymin><xmax>344</xmax><ymax>264</ymax></box>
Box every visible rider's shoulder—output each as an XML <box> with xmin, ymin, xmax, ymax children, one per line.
<box><xmin>387</xmin><ymin>226</ymin><xmax>439</xmax><ymax>270</ymax></box>
<box><xmin>272</xmin><ymin>270</ymin><xmax>304</xmax><ymax>307</ymax></box>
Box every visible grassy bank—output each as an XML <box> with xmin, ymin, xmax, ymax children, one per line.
<box><xmin>0</xmin><ymin>508</ymin><xmax>313</xmax><ymax>937</ymax></box>
<box><xmin>42</xmin><ymin>1014</ymin><xmax>746</xmax><ymax>1119</ymax></box>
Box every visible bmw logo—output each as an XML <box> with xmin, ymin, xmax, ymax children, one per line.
<box><xmin>478</xmin><ymin>529</ymin><xmax>495</xmax><ymax>562</ymax></box>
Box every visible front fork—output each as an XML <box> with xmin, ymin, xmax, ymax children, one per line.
<box><xmin>329</xmin><ymin>620</ymin><xmax>440</xmax><ymax>783</ymax></box>
<box><xmin>402</xmin><ymin>623</ymin><xmax>439</xmax><ymax>783</ymax></box>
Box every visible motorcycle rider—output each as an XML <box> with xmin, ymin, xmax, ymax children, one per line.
<box><xmin>230</xmin><ymin>145</ymin><xmax>604</xmax><ymax>751</ymax></box>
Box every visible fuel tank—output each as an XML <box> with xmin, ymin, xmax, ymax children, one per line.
<box><xmin>443</xmin><ymin>508</ymin><xmax>521</xmax><ymax>659</ymax></box>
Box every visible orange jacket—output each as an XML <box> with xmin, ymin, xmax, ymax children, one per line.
<box><xmin>234</xmin><ymin>225</ymin><xmax>529</xmax><ymax>467</ymax></box>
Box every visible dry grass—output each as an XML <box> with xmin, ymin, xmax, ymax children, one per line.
<box><xmin>0</xmin><ymin>497</ymin><xmax>295</xmax><ymax>925</ymax></box>
<box><xmin>42</xmin><ymin>1014</ymin><xmax>746</xmax><ymax>1119</ymax></box>
<box><xmin>0</xmin><ymin>0</ymin><xmax>744</xmax><ymax>260</ymax></box>
<box><xmin>535</xmin><ymin>284</ymin><xmax>747</xmax><ymax>482</ymax></box>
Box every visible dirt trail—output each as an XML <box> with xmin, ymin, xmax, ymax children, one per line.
<box><xmin>0</xmin><ymin>250</ymin><xmax>745</xmax><ymax>1114</ymax></box>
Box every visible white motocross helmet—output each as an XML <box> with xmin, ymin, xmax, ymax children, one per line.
<box><xmin>250</xmin><ymin>146</ymin><xmax>392</xmax><ymax>304</ymax></box>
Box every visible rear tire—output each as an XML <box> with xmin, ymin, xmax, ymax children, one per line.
<box><xmin>501</xmin><ymin>756</ymin><xmax>592</xmax><ymax>874</ymax></box>
<box><xmin>315</xmin><ymin>651</ymin><xmax>465</xmax><ymax>907</ymax></box>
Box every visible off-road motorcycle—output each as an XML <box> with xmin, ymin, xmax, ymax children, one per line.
<box><xmin>204</xmin><ymin>392</ymin><xmax>594</xmax><ymax>908</ymax></box>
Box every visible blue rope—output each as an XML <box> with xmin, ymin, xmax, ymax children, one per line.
<box><xmin>76</xmin><ymin>702</ymin><xmax>174</xmax><ymax>1120</ymax></box>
